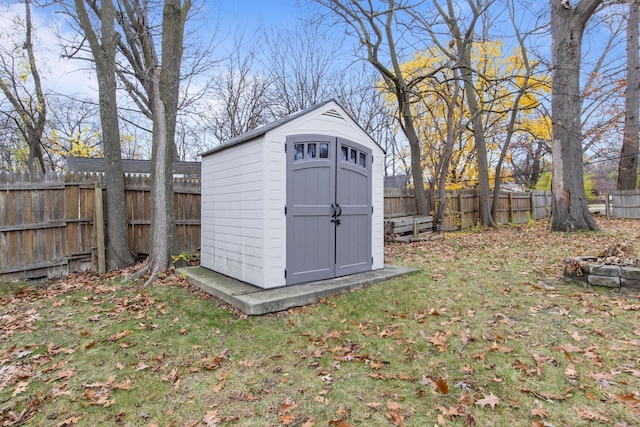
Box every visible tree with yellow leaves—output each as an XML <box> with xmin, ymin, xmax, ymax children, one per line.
<box><xmin>385</xmin><ymin>36</ymin><xmax>551</xmax><ymax>226</ymax></box>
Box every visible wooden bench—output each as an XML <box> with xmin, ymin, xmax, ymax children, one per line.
<box><xmin>385</xmin><ymin>215</ymin><xmax>439</xmax><ymax>242</ymax></box>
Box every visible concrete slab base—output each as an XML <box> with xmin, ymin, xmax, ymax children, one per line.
<box><xmin>179</xmin><ymin>265</ymin><xmax>419</xmax><ymax>315</ymax></box>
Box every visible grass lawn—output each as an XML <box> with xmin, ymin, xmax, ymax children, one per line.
<box><xmin>1</xmin><ymin>217</ymin><xmax>639</xmax><ymax>426</ymax></box>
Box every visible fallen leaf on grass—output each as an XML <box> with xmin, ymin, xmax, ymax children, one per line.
<box><xmin>108</xmin><ymin>330</ymin><xmax>130</xmax><ymax>342</ymax></box>
<box><xmin>587</xmin><ymin>371</ymin><xmax>615</xmax><ymax>388</ymax></box>
<box><xmin>564</xmin><ymin>364</ymin><xmax>579</xmax><ymax>381</ymax></box>
<box><xmin>57</xmin><ymin>414</ymin><xmax>83</xmax><ymax>426</ymax></box>
<box><xmin>519</xmin><ymin>387</ymin><xmax>573</xmax><ymax>401</ymax></box>
<box><xmin>111</xmin><ymin>380</ymin><xmax>132</xmax><ymax>390</ymax></box>
<box><xmin>314</xmin><ymin>395</ymin><xmax>329</xmax><ymax>404</ymax></box>
<box><xmin>203</xmin><ymin>410</ymin><xmax>221</xmax><ymax>426</ymax></box>
<box><xmin>574</xmin><ymin>406</ymin><xmax>611</xmax><ymax>423</ymax></box>
<box><xmin>229</xmin><ymin>390</ymin><xmax>260</xmax><ymax>402</ymax></box>
<box><xmin>475</xmin><ymin>393</ymin><xmax>500</xmax><ymax>409</ymax></box>
<box><xmin>487</xmin><ymin>342</ymin><xmax>513</xmax><ymax>353</ymax></box>
<box><xmin>161</xmin><ymin>367</ymin><xmax>179</xmax><ymax>384</ymax></box>
<box><xmin>556</xmin><ymin>345</ymin><xmax>574</xmax><ymax>362</ymax></box>
<box><xmin>531</xmin><ymin>407</ymin><xmax>548</xmax><ymax>418</ymax></box>
<box><xmin>280</xmin><ymin>413</ymin><xmax>296</xmax><ymax>425</ymax></box>
<box><xmin>614</xmin><ymin>393</ymin><xmax>640</xmax><ymax>413</ymax></box>
<box><xmin>438</xmin><ymin>405</ymin><xmax>464</xmax><ymax>418</ymax></box>
<box><xmin>135</xmin><ymin>362</ymin><xmax>149</xmax><ymax>371</ymax></box>
<box><xmin>384</xmin><ymin>401</ymin><xmax>407</xmax><ymax>426</ymax></box>
<box><xmin>47</xmin><ymin>343</ymin><xmax>76</xmax><ymax>355</ymax></box>
<box><xmin>203</xmin><ymin>350</ymin><xmax>230</xmax><ymax>370</ymax></box>
<box><xmin>51</xmin><ymin>382</ymin><xmax>72</xmax><ymax>398</ymax></box>
<box><xmin>83</xmin><ymin>386</ymin><xmax>114</xmax><ymax>407</ymax></box>
<box><xmin>280</xmin><ymin>397</ymin><xmax>297</xmax><ymax>414</ymax></box>
<box><xmin>435</xmin><ymin>377</ymin><xmax>449</xmax><ymax>395</ymax></box>
<box><xmin>48</xmin><ymin>368</ymin><xmax>77</xmax><ymax>383</ymax></box>
<box><xmin>513</xmin><ymin>359</ymin><xmax>536</xmax><ymax>376</ymax></box>
<box><xmin>327</xmin><ymin>420</ymin><xmax>351</xmax><ymax>427</ymax></box>
<box><xmin>278</xmin><ymin>398</ymin><xmax>297</xmax><ymax>425</ymax></box>
<box><xmin>565</xmin><ymin>329</ymin><xmax>585</xmax><ymax>342</ymax></box>
<box><xmin>421</xmin><ymin>330</ymin><xmax>447</xmax><ymax>352</ymax></box>
<box><xmin>12</xmin><ymin>380</ymin><xmax>29</xmax><ymax>396</ymax></box>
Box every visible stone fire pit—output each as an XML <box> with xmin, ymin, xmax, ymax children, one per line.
<box><xmin>564</xmin><ymin>243</ymin><xmax>640</xmax><ymax>289</ymax></box>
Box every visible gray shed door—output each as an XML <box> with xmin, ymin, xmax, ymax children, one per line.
<box><xmin>286</xmin><ymin>135</ymin><xmax>372</xmax><ymax>285</ymax></box>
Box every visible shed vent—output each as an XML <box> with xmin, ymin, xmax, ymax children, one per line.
<box><xmin>322</xmin><ymin>108</ymin><xmax>344</xmax><ymax>120</ymax></box>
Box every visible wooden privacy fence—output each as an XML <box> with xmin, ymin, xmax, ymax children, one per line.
<box><xmin>606</xmin><ymin>191</ymin><xmax>640</xmax><ymax>219</ymax></box>
<box><xmin>2</xmin><ymin>171</ymin><xmax>554</xmax><ymax>280</ymax></box>
<box><xmin>384</xmin><ymin>188</ymin><xmax>552</xmax><ymax>231</ymax></box>
<box><xmin>0</xmin><ymin>172</ymin><xmax>200</xmax><ymax>281</ymax></box>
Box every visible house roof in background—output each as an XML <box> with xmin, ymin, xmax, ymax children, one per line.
<box><xmin>66</xmin><ymin>157</ymin><xmax>201</xmax><ymax>175</ymax></box>
<box><xmin>384</xmin><ymin>174</ymin><xmax>409</xmax><ymax>190</ymax></box>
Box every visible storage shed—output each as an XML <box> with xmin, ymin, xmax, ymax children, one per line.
<box><xmin>200</xmin><ymin>100</ymin><xmax>385</xmax><ymax>289</ymax></box>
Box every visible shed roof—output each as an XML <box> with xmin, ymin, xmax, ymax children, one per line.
<box><xmin>202</xmin><ymin>99</ymin><xmax>383</xmax><ymax>157</ymax></box>
<box><xmin>66</xmin><ymin>157</ymin><xmax>201</xmax><ymax>175</ymax></box>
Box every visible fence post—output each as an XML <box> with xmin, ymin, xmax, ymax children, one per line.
<box><xmin>458</xmin><ymin>191</ymin><xmax>464</xmax><ymax>230</ymax></box>
<box><xmin>529</xmin><ymin>191</ymin><xmax>534</xmax><ymax>220</ymax></box>
<box><xmin>508</xmin><ymin>192</ymin><xmax>514</xmax><ymax>223</ymax></box>
<box><xmin>605</xmin><ymin>193</ymin><xmax>610</xmax><ymax>217</ymax></box>
<box><xmin>94</xmin><ymin>182</ymin><xmax>106</xmax><ymax>273</ymax></box>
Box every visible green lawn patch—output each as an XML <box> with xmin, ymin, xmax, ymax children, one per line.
<box><xmin>1</xmin><ymin>217</ymin><xmax>639</xmax><ymax>426</ymax></box>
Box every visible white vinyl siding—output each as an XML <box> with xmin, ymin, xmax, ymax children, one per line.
<box><xmin>201</xmin><ymin>141</ymin><xmax>269</xmax><ymax>287</ymax></box>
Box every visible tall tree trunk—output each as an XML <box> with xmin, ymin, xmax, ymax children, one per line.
<box><xmin>435</xmin><ymin>76</ymin><xmax>462</xmax><ymax>230</ymax></box>
<box><xmin>550</xmin><ymin>0</ymin><xmax>601</xmax><ymax>231</ymax></box>
<box><xmin>23</xmin><ymin>0</ymin><xmax>45</xmax><ymax>175</ymax></box>
<box><xmin>143</xmin><ymin>0</ymin><xmax>190</xmax><ymax>284</ymax></box>
<box><xmin>400</xmin><ymin>102</ymin><xmax>430</xmax><ymax>216</ymax></box>
<box><xmin>148</xmin><ymin>66</ymin><xmax>174</xmax><ymax>277</ymax></box>
<box><xmin>74</xmin><ymin>0</ymin><xmax>134</xmax><ymax>268</ymax></box>
<box><xmin>618</xmin><ymin>0</ymin><xmax>640</xmax><ymax>190</ymax></box>
<box><xmin>492</xmin><ymin>89</ymin><xmax>525</xmax><ymax>220</ymax></box>
<box><xmin>461</xmin><ymin>67</ymin><xmax>494</xmax><ymax>227</ymax></box>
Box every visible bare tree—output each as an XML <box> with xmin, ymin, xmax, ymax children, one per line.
<box><xmin>264</xmin><ymin>21</ymin><xmax>338</xmax><ymax>117</ymax></box>
<box><xmin>206</xmin><ymin>35</ymin><xmax>272</xmax><ymax>143</ymax></box>
<box><xmin>0</xmin><ymin>0</ymin><xmax>46</xmax><ymax>174</ymax></box>
<box><xmin>550</xmin><ymin>0</ymin><xmax>602</xmax><ymax>231</ymax></box>
<box><xmin>618</xmin><ymin>0</ymin><xmax>639</xmax><ymax>190</ymax></box>
<box><xmin>72</xmin><ymin>0</ymin><xmax>134</xmax><ymax>269</ymax></box>
<box><xmin>314</xmin><ymin>0</ymin><xmax>435</xmax><ymax>216</ymax></box>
